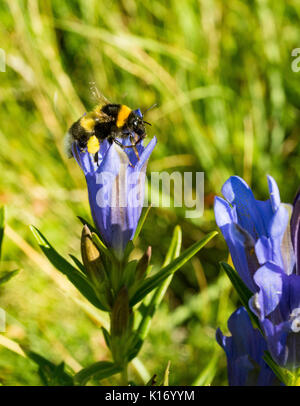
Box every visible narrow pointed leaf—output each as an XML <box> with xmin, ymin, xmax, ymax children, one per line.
<box><xmin>130</xmin><ymin>231</ymin><xmax>217</xmax><ymax>306</ymax></box>
<box><xmin>132</xmin><ymin>205</ymin><xmax>152</xmax><ymax>244</ymax></box>
<box><xmin>132</xmin><ymin>226</ymin><xmax>182</xmax><ymax>353</ymax></box>
<box><xmin>162</xmin><ymin>361</ymin><xmax>171</xmax><ymax>386</ymax></box>
<box><xmin>101</xmin><ymin>327</ymin><xmax>111</xmax><ymax>350</ymax></box>
<box><xmin>77</xmin><ymin>216</ymin><xmax>98</xmax><ymax>235</ymax></box>
<box><xmin>91</xmin><ymin>232</ymin><xmax>114</xmax><ymax>262</ymax></box>
<box><xmin>220</xmin><ymin>261</ymin><xmax>260</xmax><ymax>329</ymax></box>
<box><xmin>220</xmin><ymin>261</ymin><xmax>253</xmax><ymax>303</ymax></box>
<box><xmin>263</xmin><ymin>351</ymin><xmax>293</xmax><ymax>386</ymax></box>
<box><xmin>0</xmin><ymin>269</ymin><xmax>19</xmax><ymax>286</ymax></box>
<box><xmin>129</xmin><ymin>227</ymin><xmax>182</xmax><ymax>360</ymax></box>
<box><xmin>69</xmin><ymin>254</ymin><xmax>86</xmax><ymax>274</ymax></box>
<box><xmin>75</xmin><ymin>361</ymin><xmax>121</xmax><ymax>385</ymax></box>
<box><xmin>162</xmin><ymin>225</ymin><xmax>182</xmax><ymax>267</ymax></box>
<box><xmin>30</xmin><ymin>225</ymin><xmax>106</xmax><ymax>311</ymax></box>
<box><xmin>26</xmin><ymin>350</ymin><xmax>74</xmax><ymax>386</ymax></box>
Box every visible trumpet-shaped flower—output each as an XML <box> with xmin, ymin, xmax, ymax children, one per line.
<box><xmin>72</xmin><ymin>112</ymin><xmax>156</xmax><ymax>258</ymax></box>
<box><xmin>249</xmin><ymin>192</ymin><xmax>300</xmax><ymax>368</ymax></box>
<box><xmin>215</xmin><ymin>175</ymin><xmax>300</xmax><ymax>370</ymax></box>
<box><xmin>214</xmin><ymin>176</ymin><xmax>291</xmax><ymax>292</ymax></box>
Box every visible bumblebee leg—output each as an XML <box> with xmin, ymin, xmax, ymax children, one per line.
<box><xmin>122</xmin><ymin>135</ymin><xmax>142</xmax><ymax>161</ymax></box>
<box><xmin>134</xmin><ymin>135</ymin><xmax>144</xmax><ymax>146</ymax></box>
<box><xmin>113</xmin><ymin>138</ymin><xmax>124</xmax><ymax>148</ymax></box>
<box><xmin>130</xmin><ymin>134</ymin><xmax>140</xmax><ymax>161</ymax></box>
<box><xmin>110</xmin><ymin>138</ymin><xmax>134</xmax><ymax>167</ymax></box>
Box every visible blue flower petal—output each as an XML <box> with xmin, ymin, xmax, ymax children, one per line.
<box><xmin>214</xmin><ymin>196</ymin><xmax>258</xmax><ymax>292</ymax></box>
<box><xmin>255</xmin><ymin>236</ymin><xmax>273</xmax><ymax>265</ymax></box>
<box><xmin>291</xmin><ymin>191</ymin><xmax>300</xmax><ymax>274</ymax></box>
<box><xmin>72</xmin><ymin>142</ymin><xmax>96</xmax><ymax>175</ymax></box>
<box><xmin>217</xmin><ymin>307</ymin><xmax>279</xmax><ymax>386</ymax></box>
<box><xmin>221</xmin><ymin>176</ymin><xmax>266</xmax><ymax>239</ymax></box>
<box><xmin>269</xmin><ymin>205</ymin><xmax>289</xmax><ymax>239</ymax></box>
<box><xmin>260</xmin><ymin>318</ymin><xmax>289</xmax><ymax>367</ymax></box>
<box><xmin>267</xmin><ymin>175</ymin><xmax>281</xmax><ymax>213</ymax></box>
<box><xmin>215</xmin><ymin>175</ymin><xmax>290</xmax><ymax>293</ymax></box>
<box><xmin>251</xmin><ymin>262</ymin><xmax>283</xmax><ymax>319</ymax></box>
<box><xmin>135</xmin><ymin>136</ymin><xmax>157</xmax><ymax>172</ymax></box>
<box><xmin>286</xmin><ymin>275</ymin><xmax>300</xmax><ymax>313</ymax></box>
<box><xmin>214</xmin><ymin>196</ymin><xmax>236</xmax><ymax>227</ymax></box>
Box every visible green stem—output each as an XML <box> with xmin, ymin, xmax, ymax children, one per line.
<box><xmin>120</xmin><ymin>363</ymin><xmax>128</xmax><ymax>386</ymax></box>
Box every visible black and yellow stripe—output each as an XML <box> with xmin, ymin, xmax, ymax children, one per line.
<box><xmin>116</xmin><ymin>105</ymin><xmax>132</xmax><ymax>128</ymax></box>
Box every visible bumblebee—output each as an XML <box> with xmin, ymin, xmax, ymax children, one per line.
<box><xmin>65</xmin><ymin>88</ymin><xmax>152</xmax><ymax>164</ymax></box>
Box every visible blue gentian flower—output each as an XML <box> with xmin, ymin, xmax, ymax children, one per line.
<box><xmin>214</xmin><ymin>176</ymin><xmax>290</xmax><ymax>292</ymax></box>
<box><xmin>215</xmin><ymin>175</ymin><xmax>300</xmax><ymax>370</ymax></box>
<box><xmin>72</xmin><ymin>112</ymin><xmax>156</xmax><ymax>258</ymax></box>
<box><xmin>217</xmin><ymin>307</ymin><xmax>279</xmax><ymax>386</ymax></box>
<box><xmin>249</xmin><ymin>192</ymin><xmax>300</xmax><ymax>369</ymax></box>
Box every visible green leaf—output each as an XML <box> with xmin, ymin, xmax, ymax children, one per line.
<box><xmin>0</xmin><ymin>269</ymin><xmax>19</xmax><ymax>286</ymax></box>
<box><xmin>145</xmin><ymin>374</ymin><xmax>157</xmax><ymax>386</ymax></box>
<box><xmin>101</xmin><ymin>327</ymin><xmax>111</xmax><ymax>350</ymax></box>
<box><xmin>220</xmin><ymin>261</ymin><xmax>252</xmax><ymax>304</ymax></box>
<box><xmin>162</xmin><ymin>225</ymin><xmax>182</xmax><ymax>267</ymax></box>
<box><xmin>130</xmin><ymin>231</ymin><xmax>217</xmax><ymax>306</ymax></box>
<box><xmin>26</xmin><ymin>351</ymin><xmax>74</xmax><ymax>386</ymax></box>
<box><xmin>220</xmin><ymin>261</ymin><xmax>260</xmax><ymax>329</ymax></box>
<box><xmin>132</xmin><ymin>205</ymin><xmax>152</xmax><ymax>244</ymax></box>
<box><xmin>192</xmin><ymin>350</ymin><xmax>219</xmax><ymax>386</ymax></box>
<box><xmin>130</xmin><ymin>226</ymin><xmax>182</xmax><ymax>360</ymax></box>
<box><xmin>0</xmin><ymin>206</ymin><xmax>5</xmax><ymax>260</ymax></box>
<box><xmin>263</xmin><ymin>351</ymin><xmax>294</xmax><ymax>386</ymax></box>
<box><xmin>91</xmin><ymin>232</ymin><xmax>114</xmax><ymax>262</ymax></box>
<box><xmin>77</xmin><ymin>216</ymin><xmax>98</xmax><ymax>235</ymax></box>
<box><xmin>123</xmin><ymin>240</ymin><xmax>135</xmax><ymax>261</ymax></box>
<box><xmin>123</xmin><ymin>259</ymin><xmax>138</xmax><ymax>287</ymax></box>
<box><xmin>75</xmin><ymin>361</ymin><xmax>121</xmax><ymax>385</ymax></box>
<box><xmin>161</xmin><ymin>361</ymin><xmax>171</xmax><ymax>386</ymax></box>
<box><xmin>30</xmin><ymin>225</ymin><xmax>107</xmax><ymax>311</ymax></box>
<box><xmin>69</xmin><ymin>254</ymin><xmax>86</xmax><ymax>274</ymax></box>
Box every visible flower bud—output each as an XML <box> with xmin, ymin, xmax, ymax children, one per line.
<box><xmin>111</xmin><ymin>286</ymin><xmax>130</xmax><ymax>337</ymax></box>
<box><xmin>81</xmin><ymin>225</ymin><xmax>105</xmax><ymax>285</ymax></box>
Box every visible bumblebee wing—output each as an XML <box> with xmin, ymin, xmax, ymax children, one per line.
<box><xmin>100</xmin><ymin>111</ymin><xmax>115</xmax><ymax>122</ymax></box>
<box><xmin>94</xmin><ymin>109</ymin><xmax>115</xmax><ymax>123</ymax></box>
<box><xmin>64</xmin><ymin>131</ymin><xmax>74</xmax><ymax>158</ymax></box>
<box><xmin>89</xmin><ymin>82</ymin><xmax>111</xmax><ymax>106</ymax></box>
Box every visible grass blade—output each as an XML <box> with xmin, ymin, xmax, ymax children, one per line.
<box><xmin>0</xmin><ymin>206</ymin><xmax>5</xmax><ymax>260</ymax></box>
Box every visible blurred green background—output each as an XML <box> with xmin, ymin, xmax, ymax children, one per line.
<box><xmin>0</xmin><ymin>0</ymin><xmax>299</xmax><ymax>385</ymax></box>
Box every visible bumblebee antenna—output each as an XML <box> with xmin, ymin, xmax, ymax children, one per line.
<box><xmin>142</xmin><ymin>103</ymin><xmax>157</xmax><ymax>116</ymax></box>
<box><xmin>143</xmin><ymin>120</ymin><xmax>152</xmax><ymax>126</ymax></box>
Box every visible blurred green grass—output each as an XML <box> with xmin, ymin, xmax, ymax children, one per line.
<box><xmin>0</xmin><ymin>0</ymin><xmax>299</xmax><ymax>385</ymax></box>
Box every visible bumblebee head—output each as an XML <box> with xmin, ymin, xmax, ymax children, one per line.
<box><xmin>128</xmin><ymin>111</ymin><xmax>146</xmax><ymax>137</ymax></box>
